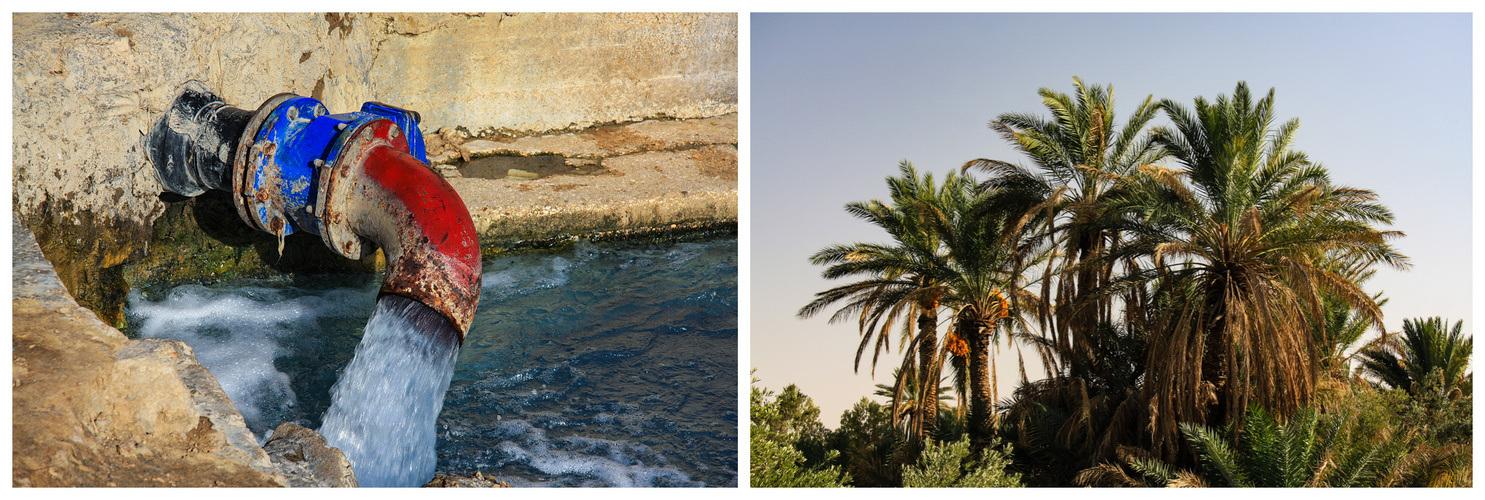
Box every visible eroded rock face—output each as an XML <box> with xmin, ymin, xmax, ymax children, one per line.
<box><xmin>262</xmin><ymin>423</ymin><xmax>358</xmax><ymax>487</ymax></box>
<box><xmin>12</xmin><ymin>12</ymin><xmax>737</xmax><ymax>324</ymax></box>
<box><xmin>369</xmin><ymin>13</ymin><xmax>738</xmax><ymax>136</ymax></box>
<box><xmin>439</xmin><ymin>114</ymin><xmax>739</xmax><ymax>244</ymax></box>
<box><xmin>12</xmin><ymin>217</ymin><xmax>288</xmax><ymax>487</ymax></box>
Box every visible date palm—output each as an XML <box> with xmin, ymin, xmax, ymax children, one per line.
<box><xmin>928</xmin><ymin>187</ymin><xmax>1042</xmax><ymax>444</ymax></box>
<box><xmin>964</xmin><ymin>76</ymin><xmax>1164</xmax><ymax>379</ymax></box>
<box><xmin>799</xmin><ymin>162</ymin><xmax>969</xmax><ymax>441</ymax></box>
<box><xmin>1115</xmin><ymin>82</ymin><xmax>1410</xmax><ymax>460</ymax></box>
<box><xmin>873</xmin><ymin>368</ymin><xmax>952</xmax><ymax>435</ymax></box>
<box><xmin>1290</xmin><ymin>253</ymin><xmax>1389</xmax><ymax>379</ymax></box>
<box><xmin>966</xmin><ymin>77</ymin><xmax>1162</xmax><ymax>468</ymax></box>
<box><xmin>1357</xmin><ymin>317</ymin><xmax>1472</xmax><ymax>397</ymax></box>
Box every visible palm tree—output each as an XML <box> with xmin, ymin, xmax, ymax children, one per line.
<box><xmin>964</xmin><ymin>76</ymin><xmax>1165</xmax><ymax>380</ymax></box>
<box><xmin>1113</xmin><ymin>82</ymin><xmax>1410</xmax><ymax>460</ymax></box>
<box><xmin>1358</xmin><ymin>317</ymin><xmax>1473</xmax><ymax>397</ymax></box>
<box><xmin>997</xmin><ymin>320</ymin><xmax>1151</xmax><ymax>484</ymax></box>
<box><xmin>1310</xmin><ymin>255</ymin><xmax>1389</xmax><ymax>378</ymax></box>
<box><xmin>873</xmin><ymin>368</ymin><xmax>952</xmax><ymax>435</ymax></box>
<box><xmin>965</xmin><ymin>77</ymin><xmax>1165</xmax><ymax>468</ymax></box>
<box><xmin>798</xmin><ymin>161</ymin><xmax>968</xmax><ymax>442</ymax></box>
<box><xmin>927</xmin><ymin>187</ymin><xmax>1042</xmax><ymax>444</ymax></box>
<box><xmin>814</xmin><ymin>163</ymin><xmax>1038</xmax><ymax>446</ymax></box>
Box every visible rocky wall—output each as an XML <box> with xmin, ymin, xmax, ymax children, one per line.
<box><xmin>13</xmin><ymin>217</ymin><xmax>289</xmax><ymax>486</ymax></box>
<box><xmin>11</xmin><ymin>12</ymin><xmax>738</xmax><ymax>324</ymax></box>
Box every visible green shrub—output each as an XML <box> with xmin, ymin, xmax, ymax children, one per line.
<box><xmin>901</xmin><ymin>437</ymin><xmax>1023</xmax><ymax>487</ymax></box>
<box><xmin>750</xmin><ymin>430</ymin><xmax>850</xmax><ymax>487</ymax></box>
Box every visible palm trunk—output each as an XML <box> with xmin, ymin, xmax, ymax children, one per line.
<box><xmin>1201</xmin><ymin>284</ymin><xmax>1230</xmax><ymax>425</ymax></box>
<box><xmin>916</xmin><ymin>307</ymin><xmax>939</xmax><ymax>442</ymax></box>
<box><xmin>964</xmin><ymin>313</ymin><xmax>994</xmax><ymax>444</ymax></box>
<box><xmin>1072</xmin><ymin>236</ymin><xmax>1101</xmax><ymax>372</ymax></box>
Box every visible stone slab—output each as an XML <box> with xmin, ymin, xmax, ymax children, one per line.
<box><xmin>12</xmin><ymin>215</ymin><xmax>290</xmax><ymax>487</ymax></box>
<box><xmin>262</xmin><ymin>423</ymin><xmax>358</xmax><ymax>487</ymax></box>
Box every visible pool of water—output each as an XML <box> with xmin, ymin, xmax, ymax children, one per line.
<box><xmin>124</xmin><ymin>236</ymin><xmax>738</xmax><ymax>487</ymax></box>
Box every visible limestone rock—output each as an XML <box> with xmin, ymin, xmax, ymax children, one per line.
<box><xmin>262</xmin><ymin>423</ymin><xmax>357</xmax><ymax>487</ymax></box>
<box><xmin>369</xmin><ymin>13</ymin><xmax>738</xmax><ymax>136</ymax></box>
<box><xmin>12</xmin><ymin>216</ymin><xmax>288</xmax><ymax>487</ymax></box>
<box><xmin>423</xmin><ymin>472</ymin><xmax>511</xmax><ymax>487</ymax></box>
<box><xmin>437</xmin><ymin>114</ymin><xmax>737</xmax><ymax>244</ymax></box>
<box><xmin>11</xmin><ymin>12</ymin><xmax>736</xmax><ymax>324</ymax></box>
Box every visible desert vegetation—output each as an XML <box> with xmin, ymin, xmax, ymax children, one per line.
<box><xmin>752</xmin><ymin>79</ymin><xmax>1472</xmax><ymax>487</ymax></box>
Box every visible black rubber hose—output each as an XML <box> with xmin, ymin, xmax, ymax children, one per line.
<box><xmin>148</xmin><ymin>82</ymin><xmax>254</xmax><ymax>197</ymax></box>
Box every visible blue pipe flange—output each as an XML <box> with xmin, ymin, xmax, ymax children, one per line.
<box><xmin>241</xmin><ymin>97</ymin><xmax>342</xmax><ymax>241</ymax></box>
<box><xmin>236</xmin><ymin>95</ymin><xmax>429</xmax><ymax>255</ymax></box>
<box><xmin>361</xmin><ymin>101</ymin><xmax>428</xmax><ymax>163</ymax></box>
<box><xmin>229</xmin><ymin>93</ymin><xmax>297</xmax><ymax>231</ymax></box>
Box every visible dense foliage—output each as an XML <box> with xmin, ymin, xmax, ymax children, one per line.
<box><xmin>901</xmin><ymin>437</ymin><xmax>1023</xmax><ymax>487</ymax></box>
<box><xmin>749</xmin><ymin>372</ymin><xmax>849</xmax><ymax>487</ymax></box>
<box><xmin>757</xmin><ymin>79</ymin><xmax>1472</xmax><ymax>487</ymax></box>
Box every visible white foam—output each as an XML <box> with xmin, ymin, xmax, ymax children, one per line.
<box><xmin>127</xmin><ymin>285</ymin><xmax>370</xmax><ymax>440</ymax></box>
<box><xmin>483</xmin><ymin>419</ymin><xmax>698</xmax><ymax>487</ymax></box>
<box><xmin>481</xmin><ymin>243</ymin><xmax>600</xmax><ymax>299</ymax></box>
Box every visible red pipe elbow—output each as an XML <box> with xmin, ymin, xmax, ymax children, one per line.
<box><xmin>319</xmin><ymin>119</ymin><xmax>482</xmax><ymax>340</ymax></box>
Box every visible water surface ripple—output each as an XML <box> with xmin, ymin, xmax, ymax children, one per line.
<box><xmin>125</xmin><ymin>237</ymin><xmax>738</xmax><ymax>487</ymax></box>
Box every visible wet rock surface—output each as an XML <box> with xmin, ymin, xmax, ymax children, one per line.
<box><xmin>12</xmin><ymin>216</ymin><xmax>288</xmax><ymax>487</ymax></box>
<box><xmin>262</xmin><ymin>423</ymin><xmax>358</xmax><ymax>487</ymax></box>
<box><xmin>22</xmin><ymin>205</ymin><xmax>152</xmax><ymax>328</ymax></box>
<box><xmin>423</xmin><ymin>472</ymin><xmax>511</xmax><ymax>487</ymax></box>
<box><xmin>120</xmin><ymin>191</ymin><xmax>381</xmax><ymax>296</ymax></box>
<box><xmin>456</xmin><ymin>154</ymin><xmax>605</xmax><ymax>180</ymax></box>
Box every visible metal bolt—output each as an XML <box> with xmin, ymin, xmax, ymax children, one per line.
<box><xmin>389</xmin><ymin>127</ymin><xmax>400</xmax><ymax>140</ymax></box>
<box><xmin>336</xmin><ymin>122</ymin><xmax>348</xmax><ymax>131</ymax></box>
<box><xmin>312</xmin><ymin>159</ymin><xmax>324</xmax><ymax>168</ymax></box>
<box><xmin>286</xmin><ymin>106</ymin><xmax>298</xmax><ymax>121</ymax></box>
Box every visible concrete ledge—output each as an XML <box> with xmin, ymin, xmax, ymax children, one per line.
<box><xmin>439</xmin><ymin>114</ymin><xmax>738</xmax><ymax>244</ymax></box>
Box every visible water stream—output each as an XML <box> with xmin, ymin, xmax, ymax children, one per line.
<box><xmin>318</xmin><ymin>294</ymin><xmax>461</xmax><ymax>487</ymax></box>
<box><xmin>124</xmin><ymin>236</ymin><xmax>737</xmax><ymax>487</ymax></box>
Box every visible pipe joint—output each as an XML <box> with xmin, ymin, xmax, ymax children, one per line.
<box><xmin>147</xmin><ymin>81</ymin><xmax>255</xmax><ymax>197</ymax></box>
<box><xmin>149</xmin><ymin>83</ymin><xmax>480</xmax><ymax>338</ymax></box>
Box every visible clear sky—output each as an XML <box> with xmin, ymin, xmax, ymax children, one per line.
<box><xmin>750</xmin><ymin>13</ymin><xmax>1472</xmax><ymax>425</ymax></box>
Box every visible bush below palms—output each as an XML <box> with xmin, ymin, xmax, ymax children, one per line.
<box><xmin>1094</xmin><ymin>405</ymin><xmax>1418</xmax><ymax>487</ymax></box>
<box><xmin>901</xmin><ymin>436</ymin><xmax>1023</xmax><ymax>487</ymax></box>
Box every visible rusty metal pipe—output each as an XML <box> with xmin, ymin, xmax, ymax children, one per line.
<box><xmin>318</xmin><ymin>118</ymin><xmax>482</xmax><ymax>339</ymax></box>
<box><xmin>149</xmin><ymin>83</ymin><xmax>481</xmax><ymax>341</ymax></box>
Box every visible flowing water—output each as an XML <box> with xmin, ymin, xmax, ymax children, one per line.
<box><xmin>124</xmin><ymin>236</ymin><xmax>737</xmax><ymax>487</ymax></box>
<box><xmin>318</xmin><ymin>294</ymin><xmax>461</xmax><ymax>487</ymax></box>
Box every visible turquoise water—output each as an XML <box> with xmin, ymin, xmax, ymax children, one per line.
<box><xmin>124</xmin><ymin>236</ymin><xmax>738</xmax><ymax>487</ymax></box>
